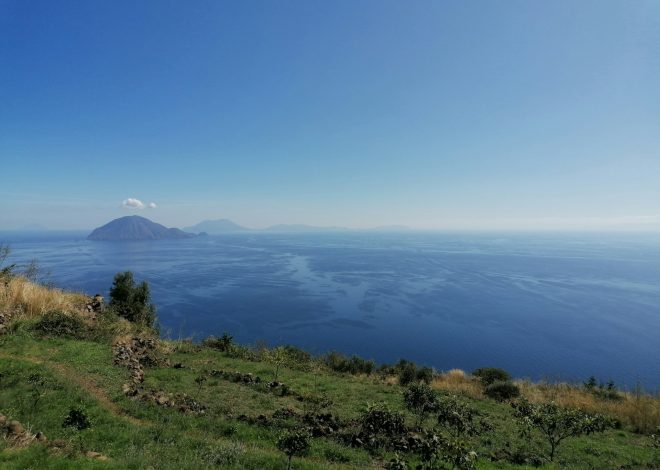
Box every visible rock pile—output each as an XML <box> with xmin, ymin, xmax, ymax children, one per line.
<box><xmin>208</xmin><ymin>369</ymin><xmax>293</xmax><ymax>396</ymax></box>
<box><xmin>112</xmin><ymin>337</ymin><xmax>204</xmax><ymax>414</ymax></box>
<box><xmin>114</xmin><ymin>336</ymin><xmax>167</xmax><ymax>396</ymax></box>
<box><xmin>209</xmin><ymin>369</ymin><xmax>262</xmax><ymax>384</ymax></box>
<box><xmin>142</xmin><ymin>390</ymin><xmax>206</xmax><ymax>414</ymax></box>
<box><xmin>85</xmin><ymin>294</ymin><xmax>104</xmax><ymax>315</ymax></box>
<box><xmin>302</xmin><ymin>412</ymin><xmax>343</xmax><ymax>437</ymax></box>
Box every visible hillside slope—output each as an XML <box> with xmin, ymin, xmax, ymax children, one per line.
<box><xmin>0</xmin><ymin>277</ymin><xmax>658</xmax><ymax>469</ymax></box>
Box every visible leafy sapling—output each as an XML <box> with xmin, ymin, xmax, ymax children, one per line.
<box><xmin>62</xmin><ymin>407</ymin><xmax>92</xmax><ymax>452</ymax></box>
<box><xmin>277</xmin><ymin>429</ymin><xmax>311</xmax><ymax>470</ymax></box>
<box><xmin>403</xmin><ymin>382</ymin><xmax>438</xmax><ymax>428</ymax></box>
<box><xmin>512</xmin><ymin>399</ymin><xmax>614</xmax><ymax>461</ymax></box>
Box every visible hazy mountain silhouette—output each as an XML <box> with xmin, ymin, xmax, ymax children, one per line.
<box><xmin>262</xmin><ymin>224</ymin><xmax>348</xmax><ymax>233</ymax></box>
<box><xmin>182</xmin><ymin>219</ymin><xmax>250</xmax><ymax>234</ymax></box>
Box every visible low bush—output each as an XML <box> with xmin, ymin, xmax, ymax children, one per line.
<box><xmin>403</xmin><ymin>383</ymin><xmax>438</xmax><ymax>427</ymax></box>
<box><xmin>394</xmin><ymin>360</ymin><xmax>433</xmax><ymax>386</ymax></box>
<box><xmin>583</xmin><ymin>376</ymin><xmax>622</xmax><ymax>401</ymax></box>
<box><xmin>473</xmin><ymin>367</ymin><xmax>510</xmax><ymax>386</ymax></box>
<box><xmin>32</xmin><ymin>310</ymin><xmax>89</xmax><ymax>339</ymax></box>
<box><xmin>355</xmin><ymin>403</ymin><xmax>407</xmax><ymax>451</ymax></box>
<box><xmin>324</xmin><ymin>351</ymin><xmax>375</xmax><ymax>375</ymax></box>
<box><xmin>484</xmin><ymin>381</ymin><xmax>520</xmax><ymax>402</ymax></box>
<box><xmin>436</xmin><ymin>394</ymin><xmax>491</xmax><ymax>437</ymax></box>
<box><xmin>277</xmin><ymin>429</ymin><xmax>311</xmax><ymax>470</ymax></box>
<box><xmin>202</xmin><ymin>332</ymin><xmax>234</xmax><ymax>351</ymax></box>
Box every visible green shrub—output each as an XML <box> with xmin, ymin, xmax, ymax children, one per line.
<box><xmin>418</xmin><ymin>432</ymin><xmax>478</xmax><ymax>470</ymax></box>
<box><xmin>403</xmin><ymin>382</ymin><xmax>438</xmax><ymax>427</ymax></box>
<box><xmin>484</xmin><ymin>381</ymin><xmax>520</xmax><ymax>401</ymax></box>
<box><xmin>62</xmin><ymin>407</ymin><xmax>91</xmax><ymax>431</ymax></box>
<box><xmin>33</xmin><ymin>310</ymin><xmax>89</xmax><ymax>339</ymax></box>
<box><xmin>198</xmin><ymin>441</ymin><xmax>245</xmax><ymax>466</ymax></box>
<box><xmin>436</xmin><ymin>394</ymin><xmax>491</xmax><ymax>437</ymax></box>
<box><xmin>202</xmin><ymin>332</ymin><xmax>234</xmax><ymax>351</ymax></box>
<box><xmin>276</xmin><ymin>429</ymin><xmax>311</xmax><ymax>470</ymax></box>
<box><xmin>473</xmin><ymin>367</ymin><xmax>510</xmax><ymax>386</ymax></box>
<box><xmin>108</xmin><ymin>271</ymin><xmax>156</xmax><ymax>328</ymax></box>
<box><xmin>584</xmin><ymin>376</ymin><xmax>622</xmax><ymax>401</ymax></box>
<box><xmin>282</xmin><ymin>345</ymin><xmax>313</xmax><ymax>366</ymax></box>
<box><xmin>357</xmin><ymin>403</ymin><xmax>407</xmax><ymax>451</ymax></box>
<box><xmin>324</xmin><ymin>351</ymin><xmax>375</xmax><ymax>375</ymax></box>
<box><xmin>395</xmin><ymin>360</ymin><xmax>433</xmax><ymax>386</ymax></box>
<box><xmin>512</xmin><ymin>398</ymin><xmax>615</xmax><ymax>461</ymax></box>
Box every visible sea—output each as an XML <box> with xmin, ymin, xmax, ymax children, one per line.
<box><xmin>1</xmin><ymin>230</ymin><xmax>659</xmax><ymax>390</ymax></box>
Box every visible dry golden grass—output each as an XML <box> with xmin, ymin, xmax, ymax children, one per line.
<box><xmin>517</xmin><ymin>379</ymin><xmax>660</xmax><ymax>433</ymax></box>
<box><xmin>0</xmin><ymin>275</ymin><xmax>87</xmax><ymax>319</ymax></box>
<box><xmin>432</xmin><ymin>369</ymin><xmax>483</xmax><ymax>398</ymax></box>
<box><xmin>432</xmin><ymin>371</ymin><xmax>660</xmax><ymax>433</ymax></box>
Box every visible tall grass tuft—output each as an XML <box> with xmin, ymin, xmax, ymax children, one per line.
<box><xmin>517</xmin><ymin>380</ymin><xmax>660</xmax><ymax>434</ymax></box>
<box><xmin>432</xmin><ymin>369</ymin><xmax>483</xmax><ymax>398</ymax></box>
<box><xmin>1</xmin><ymin>275</ymin><xmax>87</xmax><ymax>319</ymax></box>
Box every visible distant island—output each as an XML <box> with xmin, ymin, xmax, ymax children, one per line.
<box><xmin>182</xmin><ymin>219</ymin><xmax>250</xmax><ymax>233</ymax></box>
<box><xmin>87</xmin><ymin>216</ymin><xmax>198</xmax><ymax>241</ymax></box>
<box><xmin>183</xmin><ymin>218</ymin><xmax>411</xmax><ymax>234</ymax></box>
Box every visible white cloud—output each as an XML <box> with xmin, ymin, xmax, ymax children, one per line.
<box><xmin>121</xmin><ymin>198</ymin><xmax>145</xmax><ymax>209</ymax></box>
<box><xmin>147</xmin><ymin>202</ymin><xmax>157</xmax><ymax>209</ymax></box>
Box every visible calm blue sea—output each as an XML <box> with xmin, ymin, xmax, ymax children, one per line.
<box><xmin>2</xmin><ymin>231</ymin><xmax>659</xmax><ymax>389</ymax></box>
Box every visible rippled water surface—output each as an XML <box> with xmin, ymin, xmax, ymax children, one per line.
<box><xmin>3</xmin><ymin>231</ymin><xmax>659</xmax><ymax>389</ymax></box>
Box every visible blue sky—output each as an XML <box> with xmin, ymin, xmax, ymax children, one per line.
<box><xmin>1</xmin><ymin>1</ymin><xmax>659</xmax><ymax>230</ymax></box>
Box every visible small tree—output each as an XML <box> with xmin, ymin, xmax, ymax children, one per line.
<box><xmin>472</xmin><ymin>367</ymin><xmax>510</xmax><ymax>386</ymax></box>
<box><xmin>27</xmin><ymin>373</ymin><xmax>46</xmax><ymax>413</ymax></box>
<box><xmin>62</xmin><ymin>407</ymin><xmax>92</xmax><ymax>451</ymax></box>
<box><xmin>195</xmin><ymin>372</ymin><xmax>208</xmax><ymax>397</ymax></box>
<box><xmin>403</xmin><ymin>382</ymin><xmax>438</xmax><ymax>427</ymax></box>
<box><xmin>512</xmin><ymin>399</ymin><xmax>614</xmax><ymax>461</ymax></box>
<box><xmin>0</xmin><ymin>244</ymin><xmax>15</xmax><ymax>278</ymax></box>
<box><xmin>265</xmin><ymin>346</ymin><xmax>287</xmax><ymax>382</ymax></box>
<box><xmin>108</xmin><ymin>271</ymin><xmax>156</xmax><ymax>327</ymax></box>
<box><xmin>583</xmin><ymin>376</ymin><xmax>597</xmax><ymax>391</ymax></box>
<box><xmin>277</xmin><ymin>429</ymin><xmax>311</xmax><ymax>470</ymax></box>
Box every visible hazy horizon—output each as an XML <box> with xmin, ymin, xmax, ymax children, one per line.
<box><xmin>2</xmin><ymin>1</ymin><xmax>659</xmax><ymax>232</ymax></box>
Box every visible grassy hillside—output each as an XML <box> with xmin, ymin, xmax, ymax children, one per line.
<box><xmin>0</xmin><ymin>273</ymin><xmax>658</xmax><ymax>469</ymax></box>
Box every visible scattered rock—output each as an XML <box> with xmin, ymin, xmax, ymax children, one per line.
<box><xmin>85</xmin><ymin>294</ymin><xmax>104</xmax><ymax>314</ymax></box>
<box><xmin>49</xmin><ymin>439</ymin><xmax>67</xmax><ymax>448</ymax></box>
<box><xmin>35</xmin><ymin>431</ymin><xmax>47</xmax><ymax>442</ymax></box>
<box><xmin>7</xmin><ymin>420</ymin><xmax>24</xmax><ymax>435</ymax></box>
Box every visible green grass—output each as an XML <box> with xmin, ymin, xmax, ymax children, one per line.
<box><xmin>0</xmin><ymin>330</ymin><xmax>658</xmax><ymax>469</ymax></box>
